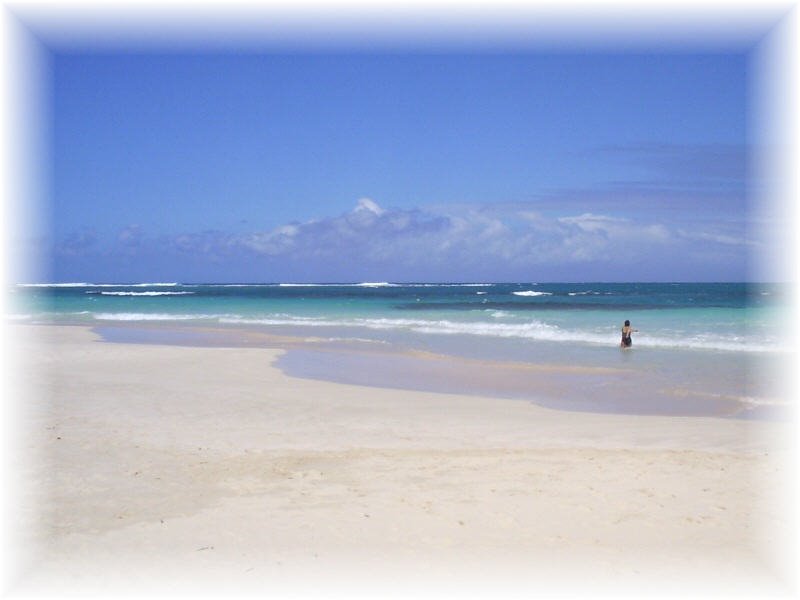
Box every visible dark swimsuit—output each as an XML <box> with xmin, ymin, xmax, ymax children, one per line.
<box><xmin>621</xmin><ymin>329</ymin><xmax>632</xmax><ymax>347</ymax></box>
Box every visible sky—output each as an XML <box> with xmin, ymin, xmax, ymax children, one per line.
<box><xmin>27</xmin><ymin>36</ymin><xmax>767</xmax><ymax>282</ymax></box>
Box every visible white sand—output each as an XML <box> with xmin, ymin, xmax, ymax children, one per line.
<box><xmin>5</xmin><ymin>325</ymin><xmax>796</xmax><ymax>596</ymax></box>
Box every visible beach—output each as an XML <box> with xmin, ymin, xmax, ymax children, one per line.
<box><xmin>8</xmin><ymin>19</ymin><xmax>796</xmax><ymax>595</ymax></box>
<box><xmin>6</xmin><ymin>324</ymin><xmax>796</xmax><ymax>596</ymax></box>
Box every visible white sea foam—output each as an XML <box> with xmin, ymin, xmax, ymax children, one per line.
<box><xmin>223</xmin><ymin>315</ymin><xmax>575</xmax><ymax>341</ymax></box>
<box><xmin>633</xmin><ymin>334</ymin><xmax>778</xmax><ymax>353</ymax></box>
<box><xmin>74</xmin><ymin>307</ymin><xmax>782</xmax><ymax>354</ymax></box>
<box><xmin>93</xmin><ymin>313</ymin><xmax>218</xmax><ymax>321</ymax></box>
<box><xmin>316</xmin><ymin>337</ymin><xmax>391</xmax><ymax>345</ymax></box>
<box><xmin>217</xmin><ymin>313</ymin><xmax>781</xmax><ymax>353</ymax></box>
<box><xmin>512</xmin><ymin>291</ymin><xmax>552</xmax><ymax>297</ymax></box>
<box><xmin>409</xmin><ymin>319</ymin><xmax>583</xmax><ymax>340</ymax></box>
<box><xmin>357</xmin><ymin>282</ymin><xmax>397</xmax><ymax>287</ymax></box>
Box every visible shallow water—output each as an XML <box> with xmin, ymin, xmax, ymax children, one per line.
<box><xmin>90</xmin><ymin>321</ymin><xmax>791</xmax><ymax>421</ymax></box>
<box><xmin>10</xmin><ymin>282</ymin><xmax>793</xmax><ymax>420</ymax></box>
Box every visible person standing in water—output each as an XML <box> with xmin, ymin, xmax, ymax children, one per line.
<box><xmin>620</xmin><ymin>320</ymin><xmax>638</xmax><ymax>348</ymax></box>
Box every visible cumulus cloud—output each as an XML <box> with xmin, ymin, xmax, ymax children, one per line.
<box><xmin>558</xmin><ymin>213</ymin><xmax>629</xmax><ymax>231</ymax></box>
<box><xmin>240</xmin><ymin>225</ymin><xmax>299</xmax><ymax>256</ymax></box>
<box><xmin>354</xmin><ymin>197</ymin><xmax>385</xmax><ymax>216</ymax></box>
<box><xmin>199</xmin><ymin>199</ymin><xmax>679</xmax><ymax>272</ymax></box>
<box><xmin>53</xmin><ymin>197</ymin><xmax>751</xmax><ymax>280</ymax></box>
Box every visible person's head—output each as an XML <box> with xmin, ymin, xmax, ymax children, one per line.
<box><xmin>624</xmin><ymin>320</ymin><xmax>630</xmax><ymax>327</ymax></box>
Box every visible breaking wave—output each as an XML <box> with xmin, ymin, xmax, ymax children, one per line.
<box><xmin>215</xmin><ymin>314</ymin><xmax>778</xmax><ymax>353</ymax></box>
<box><xmin>512</xmin><ymin>291</ymin><xmax>552</xmax><ymax>297</ymax></box>
<box><xmin>93</xmin><ymin>313</ymin><xmax>219</xmax><ymax>321</ymax></box>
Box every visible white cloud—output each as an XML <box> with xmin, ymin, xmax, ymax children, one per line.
<box><xmin>355</xmin><ymin>197</ymin><xmax>385</xmax><ymax>216</ymax></box>
<box><xmin>224</xmin><ymin>200</ymin><xmax>675</xmax><ymax>270</ymax></box>
<box><xmin>239</xmin><ymin>225</ymin><xmax>298</xmax><ymax>255</ymax></box>
<box><xmin>557</xmin><ymin>212</ymin><xmax>671</xmax><ymax>247</ymax></box>
<box><xmin>558</xmin><ymin>213</ymin><xmax>629</xmax><ymax>231</ymax></box>
<box><xmin>137</xmin><ymin>198</ymin><xmax>732</xmax><ymax>279</ymax></box>
<box><xmin>677</xmin><ymin>229</ymin><xmax>757</xmax><ymax>247</ymax></box>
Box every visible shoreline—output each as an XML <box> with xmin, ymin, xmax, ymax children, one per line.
<box><xmin>88</xmin><ymin>321</ymin><xmax>791</xmax><ymax>420</ymax></box>
<box><xmin>6</xmin><ymin>324</ymin><xmax>796</xmax><ymax>595</ymax></box>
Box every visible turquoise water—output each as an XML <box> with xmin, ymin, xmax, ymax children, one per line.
<box><xmin>9</xmin><ymin>282</ymin><xmax>786</xmax><ymax>352</ymax></box>
<box><xmin>8</xmin><ymin>282</ymin><xmax>793</xmax><ymax>419</ymax></box>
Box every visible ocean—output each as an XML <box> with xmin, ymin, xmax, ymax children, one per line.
<box><xmin>8</xmin><ymin>282</ymin><xmax>793</xmax><ymax>420</ymax></box>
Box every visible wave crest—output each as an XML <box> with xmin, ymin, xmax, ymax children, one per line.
<box><xmin>512</xmin><ymin>291</ymin><xmax>552</xmax><ymax>297</ymax></box>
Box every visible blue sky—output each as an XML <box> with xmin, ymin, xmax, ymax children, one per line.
<box><xmin>43</xmin><ymin>48</ymin><xmax>756</xmax><ymax>282</ymax></box>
